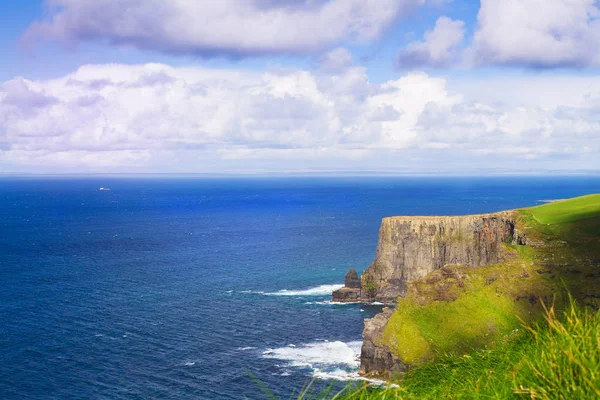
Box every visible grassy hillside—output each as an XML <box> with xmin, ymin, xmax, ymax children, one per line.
<box><xmin>301</xmin><ymin>298</ymin><xmax>599</xmax><ymax>399</ymax></box>
<box><xmin>294</xmin><ymin>194</ymin><xmax>600</xmax><ymax>399</ymax></box>
<box><xmin>529</xmin><ymin>194</ymin><xmax>600</xmax><ymax>225</ymax></box>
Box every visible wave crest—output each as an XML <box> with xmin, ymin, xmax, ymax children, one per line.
<box><xmin>263</xmin><ymin>340</ymin><xmax>361</xmax><ymax>371</ymax></box>
<box><xmin>264</xmin><ymin>284</ymin><xmax>343</xmax><ymax>296</ymax></box>
<box><xmin>262</xmin><ymin>340</ymin><xmax>394</xmax><ymax>382</ymax></box>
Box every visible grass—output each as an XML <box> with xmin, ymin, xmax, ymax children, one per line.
<box><xmin>527</xmin><ymin>194</ymin><xmax>600</xmax><ymax>225</ymax></box>
<box><xmin>290</xmin><ymin>298</ymin><xmax>600</xmax><ymax>399</ymax></box>
<box><xmin>380</xmin><ymin>246</ymin><xmax>552</xmax><ymax>366</ymax></box>
<box><xmin>383</xmin><ymin>286</ymin><xmax>530</xmax><ymax>364</ymax></box>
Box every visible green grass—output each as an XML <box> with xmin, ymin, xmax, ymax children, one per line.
<box><xmin>527</xmin><ymin>194</ymin><xmax>600</xmax><ymax>225</ymax></box>
<box><xmin>383</xmin><ymin>285</ymin><xmax>530</xmax><ymax>364</ymax></box>
<box><xmin>290</xmin><ymin>299</ymin><xmax>600</xmax><ymax>399</ymax></box>
<box><xmin>380</xmin><ymin>249</ymin><xmax>552</xmax><ymax>366</ymax></box>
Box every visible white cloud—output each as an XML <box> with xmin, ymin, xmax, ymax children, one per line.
<box><xmin>472</xmin><ymin>0</ymin><xmax>600</xmax><ymax>67</ymax></box>
<box><xmin>396</xmin><ymin>0</ymin><xmax>600</xmax><ymax>69</ymax></box>
<box><xmin>0</xmin><ymin>64</ymin><xmax>598</xmax><ymax>173</ymax></box>
<box><xmin>24</xmin><ymin>0</ymin><xmax>424</xmax><ymax>56</ymax></box>
<box><xmin>318</xmin><ymin>47</ymin><xmax>354</xmax><ymax>73</ymax></box>
<box><xmin>397</xmin><ymin>16</ymin><xmax>465</xmax><ymax>68</ymax></box>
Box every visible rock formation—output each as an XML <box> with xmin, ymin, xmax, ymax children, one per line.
<box><xmin>332</xmin><ymin>211</ymin><xmax>522</xmax><ymax>303</ymax></box>
<box><xmin>359</xmin><ymin>308</ymin><xmax>405</xmax><ymax>378</ymax></box>
<box><xmin>332</xmin><ymin>268</ymin><xmax>362</xmax><ymax>302</ymax></box>
<box><xmin>345</xmin><ymin>268</ymin><xmax>361</xmax><ymax>288</ymax></box>
<box><xmin>363</xmin><ymin>212</ymin><xmax>520</xmax><ymax>302</ymax></box>
<box><xmin>331</xmin><ymin>211</ymin><xmax>528</xmax><ymax>377</ymax></box>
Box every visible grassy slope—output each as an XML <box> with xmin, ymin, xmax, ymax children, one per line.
<box><xmin>328</xmin><ymin>194</ymin><xmax>600</xmax><ymax>399</ymax></box>
<box><xmin>324</xmin><ymin>299</ymin><xmax>600</xmax><ymax>399</ymax></box>
<box><xmin>529</xmin><ymin>194</ymin><xmax>600</xmax><ymax>225</ymax></box>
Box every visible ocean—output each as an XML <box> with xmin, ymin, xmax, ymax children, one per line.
<box><xmin>1</xmin><ymin>176</ymin><xmax>599</xmax><ymax>399</ymax></box>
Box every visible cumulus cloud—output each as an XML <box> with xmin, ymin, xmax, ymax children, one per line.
<box><xmin>0</xmin><ymin>63</ymin><xmax>598</xmax><ymax>173</ymax></box>
<box><xmin>472</xmin><ymin>0</ymin><xmax>600</xmax><ymax>68</ymax></box>
<box><xmin>318</xmin><ymin>47</ymin><xmax>354</xmax><ymax>73</ymax></box>
<box><xmin>399</xmin><ymin>0</ymin><xmax>600</xmax><ymax>69</ymax></box>
<box><xmin>397</xmin><ymin>16</ymin><xmax>465</xmax><ymax>69</ymax></box>
<box><xmin>23</xmin><ymin>0</ymin><xmax>424</xmax><ymax>56</ymax></box>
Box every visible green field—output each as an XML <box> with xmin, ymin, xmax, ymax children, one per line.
<box><xmin>528</xmin><ymin>194</ymin><xmax>600</xmax><ymax>225</ymax></box>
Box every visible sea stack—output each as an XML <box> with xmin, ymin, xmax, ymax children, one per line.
<box><xmin>332</xmin><ymin>268</ymin><xmax>362</xmax><ymax>302</ymax></box>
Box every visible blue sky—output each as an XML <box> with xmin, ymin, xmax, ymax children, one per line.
<box><xmin>0</xmin><ymin>0</ymin><xmax>599</xmax><ymax>174</ymax></box>
<box><xmin>0</xmin><ymin>0</ymin><xmax>480</xmax><ymax>82</ymax></box>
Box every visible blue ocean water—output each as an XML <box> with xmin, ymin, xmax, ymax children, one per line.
<box><xmin>1</xmin><ymin>176</ymin><xmax>599</xmax><ymax>399</ymax></box>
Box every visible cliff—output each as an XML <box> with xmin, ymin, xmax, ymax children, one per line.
<box><xmin>341</xmin><ymin>195</ymin><xmax>600</xmax><ymax>379</ymax></box>
<box><xmin>333</xmin><ymin>211</ymin><xmax>524</xmax><ymax>303</ymax></box>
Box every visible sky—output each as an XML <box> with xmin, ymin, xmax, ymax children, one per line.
<box><xmin>0</xmin><ymin>0</ymin><xmax>599</xmax><ymax>175</ymax></box>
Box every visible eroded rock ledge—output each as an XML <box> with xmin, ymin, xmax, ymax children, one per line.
<box><xmin>332</xmin><ymin>211</ymin><xmax>528</xmax><ymax>377</ymax></box>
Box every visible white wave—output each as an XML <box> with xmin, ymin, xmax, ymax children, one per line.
<box><xmin>236</xmin><ymin>346</ymin><xmax>258</xmax><ymax>351</ymax></box>
<box><xmin>313</xmin><ymin>368</ymin><xmax>387</xmax><ymax>385</ymax></box>
<box><xmin>262</xmin><ymin>340</ymin><xmax>398</xmax><ymax>384</ymax></box>
<box><xmin>304</xmin><ymin>300</ymin><xmax>359</xmax><ymax>305</ymax></box>
<box><xmin>264</xmin><ymin>284</ymin><xmax>344</xmax><ymax>297</ymax></box>
<box><xmin>183</xmin><ymin>361</ymin><xmax>196</xmax><ymax>367</ymax></box>
<box><xmin>262</xmin><ymin>340</ymin><xmax>362</xmax><ymax>369</ymax></box>
<box><xmin>239</xmin><ymin>290</ymin><xmax>265</xmax><ymax>295</ymax></box>
<box><xmin>539</xmin><ymin>199</ymin><xmax>565</xmax><ymax>203</ymax></box>
<box><xmin>304</xmin><ymin>300</ymin><xmax>388</xmax><ymax>306</ymax></box>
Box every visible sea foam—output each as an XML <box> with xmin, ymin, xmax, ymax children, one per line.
<box><xmin>261</xmin><ymin>340</ymin><xmax>393</xmax><ymax>383</ymax></box>
<box><xmin>262</xmin><ymin>340</ymin><xmax>362</xmax><ymax>375</ymax></box>
<box><xmin>264</xmin><ymin>284</ymin><xmax>344</xmax><ymax>296</ymax></box>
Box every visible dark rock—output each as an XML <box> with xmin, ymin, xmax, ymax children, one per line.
<box><xmin>332</xmin><ymin>287</ymin><xmax>361</xmax><ymax>302</ymax></box>
<box><xmin>512</xmin><ymin>228</ymin><xmax>528</xmax><ymax>245</ymax></box>
<box><xmin>345</xmin><ymin>268</ymin><xmax>361</xmax><ymax>288</ymax></box>
<box><xmin>359</xmin><ymin>308</ymin><xmax>406</xmax><ymax>379</ymax></box>
<box><xmin>331</xmin><ymin>268</ymin><xmax>363</xmax><ymax>303</ymax></box>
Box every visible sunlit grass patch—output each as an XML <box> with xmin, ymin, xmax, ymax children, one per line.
<box><xmin>528</xmin><ymin>194</ymin><xmax>600</xmax><ymax>225</ymax></box>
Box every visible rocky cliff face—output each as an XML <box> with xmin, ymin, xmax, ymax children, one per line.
<box><xmin>363</xmin><ymin>212</ymin><xmax>519</xmax><ymax>302</ymax></box>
